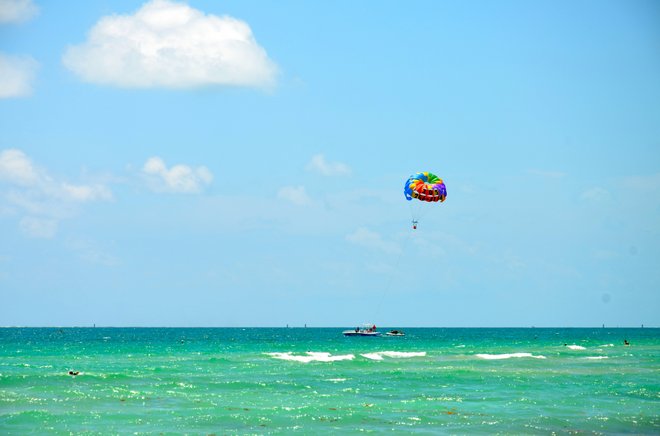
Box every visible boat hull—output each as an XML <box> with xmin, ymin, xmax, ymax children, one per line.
<box><xmin>343</xmin><ymin>331</ymin><xmax>381</xmax><ymax>337</ymax></box>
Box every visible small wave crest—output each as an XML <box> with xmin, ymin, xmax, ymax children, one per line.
<box><xmin>475</xmin><ymin>353</ymin><xmax>546</xmax><ymax>360</ymax></box>
<box><xmin>566</xmin><ymin>345</ymin><xmax>586</xmax><ymax>350</ymax></box>
<box><xmin>584</xmin><ymin>356</ymin><xmax>609</xmax><ymax>360</ymax></box>
<box><xmin>265</xmin><ymin>352</ymin><xmax>355</xmax><ymax>363</ymax></box>
<box><xmin>361</xmin><ymin>351</ymin><xmax>426</xmax><ymax>361</ymax></box>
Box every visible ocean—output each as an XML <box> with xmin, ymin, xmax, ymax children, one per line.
<box><xmin>1</xmin><ymin>327</ymin><xmax>658</xmax><ymax>434</ymax></box>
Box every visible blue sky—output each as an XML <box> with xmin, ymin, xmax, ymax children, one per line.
<box><xmin>0</xmin><ymin>0</ymin><xmax>658</xmax><ymax>327</ymax></box>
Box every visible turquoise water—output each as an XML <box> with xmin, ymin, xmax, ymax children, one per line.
<box><xmin>1</xmin><ymin>328</ymin><xmax>658</xmax><ymax>434</ymax></box>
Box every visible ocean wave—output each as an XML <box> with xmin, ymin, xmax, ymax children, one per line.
<box><xmin>265</xmin><ymin>352</ymin><xmax>355</xmax><ymax>363</ymax></box>
<box><xmin>584</xmin><ymin>356</ymin><xmax>609</xmax><ymax>360</ymax></box>
<box><xmin>565</xmin><ymin>345</ymin><xmax>586</xmax><ymax>350</ymax></box>
<box><xmin>361</xmin><ymin>351</ymin><xmax>427</xmax><ymax>361</ymax></box>
<box><xmin>475</xmin><ymin>353</ymin><xmax>546</xmax><ymax>360</ymax></box>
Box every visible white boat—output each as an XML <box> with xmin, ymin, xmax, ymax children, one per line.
<box><xmin>343</xmin><ymin>330</ymin><xmax>382</xmax><ymax>337</ymax></box>
<box><xmin>385</xmin><ymin>330</ymin><xmax>405</xmax><ymax>337</ymax></box>
<box><xmin>343</xmin><ymin>324</ymin><xmax>381</xmax><ymax>337</ymax></box>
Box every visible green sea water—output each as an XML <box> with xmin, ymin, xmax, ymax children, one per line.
<box><xmin>1</xmin><ymin>328</ymin><xmax>658</xmax><ymax>434</ymax></box>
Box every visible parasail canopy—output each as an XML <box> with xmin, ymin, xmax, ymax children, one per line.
<box><xmin>404</xmin><ymin>172</ymin><xmax>447</xmax><ymax>203</ymax></box>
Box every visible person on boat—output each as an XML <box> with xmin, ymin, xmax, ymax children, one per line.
<box><xmin>412</xmin><ymin>220</ymin><xmax>418</xmax><ymax>230</ymax></box>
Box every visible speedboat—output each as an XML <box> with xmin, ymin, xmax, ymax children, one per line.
<box><xmin>343</xmin><ymin>329</ymin><xmax>382</xmax><ymax>337</ymax></box>
<box><xmin>385</xmin><ymin>330</ymin><xmax>405</xmax><ymax>337</ymax></box>
<box><xmin>343</xmin><ymin>324</ymin><xmax>381</xmax><ymax>337</ymax></box>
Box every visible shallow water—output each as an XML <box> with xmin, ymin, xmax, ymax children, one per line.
<box><xmin>1</xmin><ymin>328</ymin><xmax>658</xmax><ymax>434</ymax></box>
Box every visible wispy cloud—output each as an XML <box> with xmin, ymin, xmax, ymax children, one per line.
<box><xmin>62</xmin><ymin>0</ymin><xmax>278</xmax><ymax>89</ymax></box>
<box><xmin>277</xmin><ymin>185</ymin><xmax>311</xmax><ymax>205</ymax></box>
<box><xmin>581</xmin><ymin>187</ymin><xmax>611</xmax><ymax>203</ymax></box>
<box><xmin>66</xmin><ymin>238</ymin><xmax>120</xmax><ymax>266</ymax></box>
<box><xmin>0</xmin><ymin>149</ymin><xmax>113</xmax><ymax>238</ymax></box>
<box><xmin>622</xmin><ymin>173</ymin><xmax>660</xmax><ymax>192</ymax></box>
<box><xmin>306</xmin><ymin>154</ymin><xmax>351</xmax><ymax>176</ymax></box>
<box><xmin>141</xmin><ymin>156</ymin><xmax>213</xmax><ymax>193</ymax></box>
<box><xmin>345</xmin><ymin>227</ymin><xmax>400</xmax><ymax>254</ymax></box>
<box><xmin>19</xmin><ymin>216</ymin><xmax>57</xmax><ymax>239</ymax></box>
<box><xmin>0</xmin><ymin>53</ymin><xmax>38</xmax><ymax>98</ymax></box>
<box><xmin>0</xmin><ymin>0</ymin><xmax>38</xmax><ymax>24</ymax></box>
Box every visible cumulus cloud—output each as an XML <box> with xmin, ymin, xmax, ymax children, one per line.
<box><xmin>0</xmin><ymin>54</ymin><xmax>38</xmax><ymax>98</ymax></box>
<box><xmin>62</xmin><ymin>0</ymin><xmax>278</xmax><ymax>89</ymax></box>
<box><xmin>141</xmin><ymin>156</ymin><xmax>213</xmax><ymax>193</ymax></box>
<box><xmin>306</xmin><ymin>154</ymin><xmax>351</xmax><ymax>176</ymax></box>
<box><xmin>0</xmin><ymin>147</ymin><xmax>40</xmax><ymax>185</ymax></box>
<box><xmin>277</xmin><ymin>185</ymin><xmax>311</xmax><ymax>205</ymax></box>
<box><xmin>0</xmin><ymin>149</ymin><xmax>112</xmax><ymax>238</ymax></box>
<box><xmin>0</xmin><ymin>0</ymin><xmax>38</xmax><ymax>24</ymax></box>
<box><xmin>346</xmin><ymin>227</ymin><xmax>400</xmax><ymax>255</ymax></box>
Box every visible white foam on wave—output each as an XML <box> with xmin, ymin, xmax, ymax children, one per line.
<box><xmin>584</xmin><ymin>356</ymin><xmax>609</xmax><ymax>360</ymax></box>
<box><xmin>361</xmin><ymin>351</ymin><xmax>427</xmax><ymax>361</ymax></box>
<box><xmin>475</xmin><ymin>353</ymin><xmax>546</xmax><ymax>360</ymax></box>
<box><xmin>325</xmin><ymin>378</ymin><xmax>346</xmax><ymax>383</ymax></box>
<box><xmin>566</xmin><ymin>345</ymin><xmax>586</xmax><ymax>350</ymax></box>
<box><xmin>599</xmin><ymin>344</ymin><xmax>614</xmax><ymax>347</ymax></box>
<box><xmin>265</xmin><ymin>352</ymin><xmax>355</xmax><ymax>363</ymax></box>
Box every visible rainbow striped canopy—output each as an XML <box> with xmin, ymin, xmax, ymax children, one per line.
<box><xmin>404</xmin><ymin>172</ymin><xmax>447</xmax><ymax>202</ymax></box>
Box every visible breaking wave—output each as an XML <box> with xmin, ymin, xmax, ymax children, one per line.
<box><xmin>361</xmin><ymin>351</ymin><xmax>427</xmax><ymax>361</ymax></box>
<box><xmin>475</xmin><ymin>353</ymin><xmax>546</xmax><ymax>360</ymax></box>
<box><xmin>265</xmin><ymin>352</ymin><xmax>354</xmax><ymax>363</ymax></box>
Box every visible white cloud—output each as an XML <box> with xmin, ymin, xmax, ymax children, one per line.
<box><xmin>0</xmin><ymin>0</ymin><xmax>38</xmax><ymax>24</ymax></box>
<box><xmin>277</xmin><ymin>185</ymin><xmax>311</xmax><ymax>206</ymax></box>
<box><xmin>62</xmin><ymin>0</ymin><xmax>278</xmax><ymax>89</ymax></box>
<box><xmin>0</xmin><ymin>148</ymin><xmax>41</xmax><ymax>185</ymax></box>
<box><xmin>0</xmin><ymin>53</ymin><xmax>38</xmax><ymax>98</ymax></box>
<box><xmin>60</xmin><ymin>182</ymin><xmax>112</xmax><ymax>202</ymax></box>
<box><xmin>0</xmin><ymin>149</ymin><xmax>112</xmax><ymax>202</ymax></box>
<box><xmin>306</xmin><ymin>154</ymin><xmax>351</xmax><ymax>176</ymax></box>
<box><xmin>0</xmin><ymin>149</ymin><xmax>113</xmax><ymax>238</ymax></box>
<box><xmin>141</xmin><ymin>156</ymin><xmax>213</xmax><ymax>193</ymax></box>
<box><xmin>19</xmin><ymin>216</ymin><xmax>57</xmax><ymax>239</ymax></box>
<box><xmin>346</xmin><ymin>227</ymin><xmax>400</xmax><ymax>255</ymax></box>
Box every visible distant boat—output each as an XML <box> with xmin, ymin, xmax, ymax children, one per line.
<box><xmin>343</xmin><ymin>324</ymin><xmax>381</xmax><ymax>337</ymax></box>
<box><xmin>385</xmin><ymin>330</ymin><xmax>405</xmax><ymax>337</ymax></box>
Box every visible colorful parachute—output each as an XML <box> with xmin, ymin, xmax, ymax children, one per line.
<box><xmin>404</xmin><ymin>172</ymin><xmax>447</xmax><ymax>202</ymax></box>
